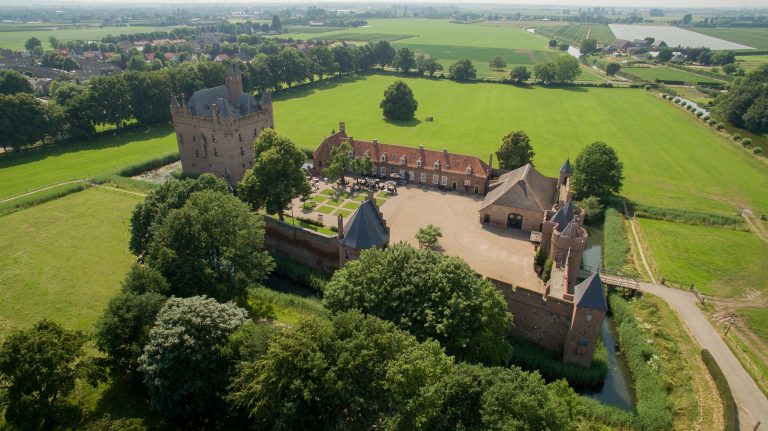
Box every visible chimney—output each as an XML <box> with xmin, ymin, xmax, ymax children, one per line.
<box><xmin>373</xmin><ymin>139</ymin><xmax>378</xmax><ymax>145</ymax></box>
<box><xmin>210</xmin><ymin>103</ymin><xmax>218</xmax><ymax>122</ymax></box>
<box><xmin>488</xmin><ymin>153</ymin><xmax>493</xmax><ymax>169</ymax></box>
<box><xmin>339</xmin><ymin>121</ymin><xmax>345</xmax><ymax>132</ymax></box>
<box><xmin>367</xmin><ymin>190</ymin><xmax>375</xmax><ymax>206</ymax></box>
<box><xmin>337</xmin><ymin>215</ymin><xmax>344</xmax><ymax>239</ymax></box>
<box><xmin>419</xmin><ymin>145</ymin><xmax>424</xmax><ymax>151</ymax></box>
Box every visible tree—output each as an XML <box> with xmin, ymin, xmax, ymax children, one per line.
<box><xmin>89</xmin><ymin>75</ymin><xmax>131</xmax><ymax>128</ymax></box>
<box><xmin>123</xmin><ymin>70</ymin><xmax>171</xmax><ymax>125</ymax></box>
<box><xmin>606</xmin><ymin>62</ymin><xmax>621</xmax><ymax>76</ymax></box>
<box><xmin>271</xmin><ymin>15</ymin><xmax>282</xmax><ymax>31</ymax></box>
<box><xmin>95</xmin><ymin>291</ymin><xmax>167</xmax><ymax>376</ymax></box>
<box><xmin>496</xmin><ymin>130</ymin><xmax>535</xmax><ymax>170</ymax></box>
<box><xmin>489</xmin><ymin>56</ymin><xmax>507</xmax><ymax>70</ymax></box>
<box><xmin>24</xmin><ymin>37</ymin><xmax>41</xmax><ymax>51</ymax></box>
<box><xmin>138</xmin><ymin>296</ymin><xmax>248</xmax><ymax>423</ymax></box>
<box><xmin>581</xmin><ymin>38</ymin><xmax>597</xmax><ymax>55</ymax></box>
<box><xmin>0</xmin><ymin>70</ymin><xmax>34</xmax><ymax>95</ymax></box>
<box><xmin>278</xmin><ymin>47</ymin><xmax>309</xmax><ymax>88</ymax></box>
<box><xmin>372</xmin><ymin>40</ymin><xmax>396</xmax><ymax>68</ymax></box>
<box><xmin>448</xmin><ymin>59</ymin><xmax>477</xmax><ymax>82</ymax></box>
<box><xmin>0</xmin><ymin>93</ymin><xmax>59</xmax><ymax>151</ymax></box>
<box><xmin>571</xmin><ymin>141</ymin><xmax>624</xmax><ymax>200</ymax></box>
<box><xmin>0</xmin><ymin>320</ymin><xmax>88</xmax><ymax>430</ymax></box>
<box><xmin>416</xmin><ymin>224</ymin><xmax>442</xmax><ymax>249</ymax></box>
<box><xmin>120</xmin><ymin>263</ymin><xmax>170</xmax><ymax>295</ymax></box>
<box><xmin>393</xmin><ymin>47</ymin><xmax>416</xmax><ymax>73</ymax></box>
<box><xmin>323</xmin><ymin>141</ymin><xmax>353</xmax><ymax>185</ymax></box>
<box><xmin>682</xmin><ymin>13</ymin><xmax>692</xmax><ymax>25</ymax></box>
<box><xmin>380</xmin><ymin>80</ymin><xmax>418</xmax><ymax>121</ymax></box>
<box><xmin>237</xmin><ymin>129</ymin><xmax>311</xmax><ymax>220</ymax></box>
<box><xmin>323</xmin><ymin>243</ymin><xmax>513</xmax><ymax>364</ymax></box>
<box><xmin>350</xmin><ymin>154</ymin><xmax>374</xmax><ymax>176</ymax></box>
<box><xmin>129</xmin><ymin>174</ymin><xmax>230</xmax><ymax>257</ymax></box>
<box><xmin>533</xmin><ymin>62</ymin><xmax>556</xmax><ymax>83</ymax></box>
<box><xmin>308</xmin><ymin>45</ymin><xmax>336</xmax><ymax>80</ymax></box>
<box><xmin>558</xmin><ymin>42</ymin><xmax>570</xmax><ymax>51</ymax></box>
<box><xmin>229</xmin><ymin>311</ymin><xmax>452</xmax><ymax>430</ymax></box>
<box><xmin>417</xmin><ymin>55</ymin><xmax>443</xmax><ymax>76</ymax></box>
<box><xmin>575</xmin><ymin>196</ymin><xmax>604</xmax><ymax>223</ymax></box>
<box><xmin>657</xmin><ymin>48</ymin><xmax>673</xmax><ymax>63</ymax></box>
<box><xmin>553</xmin><ymin>55</ymin><xmax>580</xmax><ymax>83</ymax></box>
<box><xmin>548</xmin><ymin>39</ymin><xmax>558</xmax><ymax>48</ymax></box>
<box><xmin>48</xmin><ymin>36</ymin><xmax>59</xmax><ymax>49</ymax></box>
<box><xmin>145</xmin><ymin>190</ymin><xmax>274</xmax><ymax>300</ymax></box>
<box><xmin>331</xmin><ymin>45</ymin><xmax>355</xmax><ymax>75</ymax></box>
<box><xmin>510</xmin><ymin>66</ymin><xmax>530</xmax><ymax>83</ymax></box>
<box><xmin>711</xmin><ymin>50</ymin><xmax>735</xmax><ymax>66</ymax></box>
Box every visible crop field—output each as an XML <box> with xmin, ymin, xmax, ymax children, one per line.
<box><xmin>691</xmin><ymin>28</ymin><xmax>768</xmax><ymax>51</ymax></box>
<box><xmin>535</xmin><ymin>24</ymin><xmax>616</xmax><ymax>45</ymax></box>
<box><xmin>274</xmin><ymin>74</ymin><xmax>768</xmax><ymax>216</ymax></box>
<box><xmin>609</xmin><ymin>24</ymin><xmax>755</xmax><ymax>50</ymax></box>
<box><xmin>0</xmin><ymin>24</ymin><xmax>181</xmax><ymax>50</ymax></box>
<box><xmin>622</xmin><ymin>66</ymin><xmax>724</xmax><ymax>84</ymax></box>
<box><xmin>637</xmin><ymin>219</ymin><xmax>768</xmax><ymax>297</ymax></box>
<box><xmin>0</xmin><ymin>126</ymin><xmax>177</xmax><ymax>200</ymax></box>
<box><xmin>735</xmin><ymin>55</ymin><xmax>768</xmax><ymax>72</ymax></box>
<box><xmin>0</xmin><ymin>187</ymin><xmax>141</xmax><ymax>338</ymax></box>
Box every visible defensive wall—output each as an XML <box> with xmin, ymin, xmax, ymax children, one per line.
<box><xmin>263</xmin><ymin>217</ymin><xmax>341</xmax><ymax>274</ymax></box>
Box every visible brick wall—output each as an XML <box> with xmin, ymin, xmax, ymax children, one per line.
<box><xmin>264</xmin><ymin>217</ymin><xmax>341</xmax><ymax>274</ymax></box>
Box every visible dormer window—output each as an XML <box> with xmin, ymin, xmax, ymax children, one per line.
<box><xmin>400</xmin><ymin>155</ymin><xmax>406</xmax><ymax>165</ymax></box>
<box><xmin>347</xmin><ymin>150</ymin><xmax>354</xmax><ymax>158</ymax></box>
<box><xmin>364</xmin><ymin>151</ymin><xmax>370</xmax><ymax>159</ymax></box>
<box><xmin>416</xmin><ymin>158</ymin><xmax>422</xmax><ymax>168</ymax></box>
<box><xmin>381</xmin><ymin>153</ymin><xmax>387</xmax><ymax>162</ymax></box>
<box><xmin>466</xmin><ymin>166</ymin><xmax>473</xmax><ymax>175</ymax></box>
<box><xmin>434</xmin><ymin>160</ymin><xmax>440</xmax><ymax>170</ymax></box>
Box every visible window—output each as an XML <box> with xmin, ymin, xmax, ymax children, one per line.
<box><xmin>420</xmin><ymin>172</ymin><xmax>426</xmax><ymax>182</ymax></box>
<box><xmin>400</xmin><ymin>155</ymin><xmax>406</xmax><ymax>165</ymax></box>
<box><xmin>253</xmin><ymin>129</ymin><xmax>258</xmax><ymax>137</ymax></box>
<box><xmin>240</xmin><ymin>146</ymin><xmax>244</xmax><ymax>156</ymax></box>
<box><xmin>434</xmin><ymin>160</ymin><xmax>440</xmax><ymax>170</ymax></box>
<box><xmin>347</xmin><ymin>150</ymin><xmax>354</xmax><ymax>158</ymax></box>
<box><xmin>238</xmin><ymin>133</ymin><xmax>243</xmax><ymax>142</ymax></box>
<box><xmin>192</xmin><ymin>134</ymin><xmax>196</xmax><ymax>143</ymax></box>
<box><xmin>441</xmin><ymin>176</ymin><xmax>448</xmax><ymax>186</ymax></box>
<box><xmin>380</xmin><ymin>166</ymin><xmax>386</xmax><ymax>175</ymax></box>
<box><xmin>381</xmin><ymin>153</ymin><xmax>387</xmax><ymax>162</ymax></box>
<box><xmin>212</xmin><ymin>134</ymin><xmax>217</xmax><ymax>144</ymax></box>
<box><xmin>466</xmin><ymin>166</ymin><xmax>473</xmax><ymax>175</ymax></box>
<box><xmin>178</xmin><ymin>135</ymin><xmax>184</xmax><ymax>145</ymax></box>
<box><xmin>214</xmin><ymin>147</ymin><xmax>218</xmax><ymax>157</ymax></box>
<box><xmin>409</xmin><ymin>171</ymin><xmax>415</xmax><ymax>181</ymax></box>
<box><xmin>364</xmin><ymin>150</ymin><xmax>370</xmax><ymax>158</ymax></box>
<box><xmin>432</xmin><ymin>174</ymin><xmax>439</xmax><ymax>184</ymax></box>
<box><xmin>201</xmin><ymin>133</ymin><xmax>207</xmax><ymax>144</ymax></box>
<box><xmin>464</xmin><ymin>179</ymin><xmax>471</xmax><ymax>186</ymax></box>
<box><xmin>195</xmin><ymin>148</ymin><xmax>199</xmax><ymax>158</ymax></box>
<box><xmin>416</xmin><ymin>158</ymin><xmax>422</xmax><ymax>167</ymax></box>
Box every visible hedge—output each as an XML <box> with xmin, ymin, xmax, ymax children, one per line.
<box><xmin>115</xmin><ymin>153</ymin><xmax>181</xmax><ymax>177</ymax></box>
<box><xmin>700</xmin><ymin>349</ymin><xmax>737</xmax><ymax>431</ymax></box>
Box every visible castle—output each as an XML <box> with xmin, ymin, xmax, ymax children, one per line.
<box><xmin>170</xmin><ymin>64</ymin><xmax>274</xmax><ymax>186</ymax></box>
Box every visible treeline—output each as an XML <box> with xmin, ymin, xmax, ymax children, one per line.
<box><xmin>716</xmin><ymin>65</ymin><xmax>768</xmax><ymax>135</ymax></box>
<box><xmin>100</xmin><ymin>28</ymin><xmax>199</xmax><ymax>44</ymax></box>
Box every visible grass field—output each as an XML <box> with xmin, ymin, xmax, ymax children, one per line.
<box><xmin>274</xmin><ymin>74</ymin><xmax>768</xmax><ymax>216</ymax></box>
<box><xmin>741</xmin><ymin>308</ymin><xmax>768</xmax><ymax>345</ymax></box>
<box><xmin>535</xmin><ymin>24</ymin><xmax>616</xmax><ymax>45</ymax></box>
<box><xmin>637</xmin><ymin>218</ymin><xmax>768</xmax><ymax>297</ymax></box>
<box><xmin>0</xmin><ymin>24</ymin><xmax>182</xmax><ymax>50</ymax></box>
<box><xmin>622</xmin><ymin>66</ymin><xmax>724</xmax><ymax>84</ymax></box>
<box><xmin>690</xmin><ymin>28</ymin><xmax>768</xmax><ymax>51</ymax></box>
<box><xmin>735</xmin><ymin>54</ymin><xmax>768</xmax><ymax>72</ymax></box>
<box><xmin>0</xmin><ymin>126</ymin><xmax>177</xmax><ymax>200</ymax></box>
<box><xmin>0</xmin><ymin>187</ymin><xmax>141</xmax><ymax>338</ymax></box>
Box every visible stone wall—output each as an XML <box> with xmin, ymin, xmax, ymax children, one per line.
<box><xmin>490</xmin><ymin>278</ymin><xmax>574</xmax><ymax>353</ymax></box>
<box><xmin>479</xmin><ymin>205</ymin><xmax>544</xmax><ymax>232</ymax></box>
<box><xmin>264</xmin><ymin>217</ymin><xmax>341</xmax><ymax>274</ymax></box>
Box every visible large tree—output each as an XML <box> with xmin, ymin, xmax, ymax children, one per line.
<box><xmin>372</xmin><ymin>40</ymin><xmax>396</xmax><ymax>69</ymax></box>
<box><xmin>448</xmin><ymin>59</ymin><xmax>477</xmax><ymax>81</ymax></box>
<box><xmin>278</xmin><ymin>47</ymin><xmax>309</xmax><ymax>88</ymax></box>
<box><xmin>89</xmin><ymin>75</ymin><xmax>132</xmax><ymax>128</ymax></box>
<box><xmin>229</xmin><ymin>311</ymin><xmax>452</xmax><ymax>430</ymax></box>
<box><xmin>580</xmin><ymin>38</ymin><xmax>597</xmax><ymax>55</ymax></box>
<box><xmin>0</xmin><ymin>70</ymin><xmax>34</xmax><ymax>95</ymax></box>
<box><xmin>145</xmin><ymin>190</ymin><xmax>274</xmax><ymax>300</ymax></box>
<box><xmin>495</xmin><ymin>130</ymin><xmax>535</xmax><ymax>170</ymax></box>
<box><xmin>571</xmin><ymin>141</ymin><xmax>624</xmax><ymax>200</ymax></box>
<box><xmin>0</xmin><ymin>320</ymin><xmax>88</xmax><ymax>430</ymax></box>
<box><xmin>553</xmin><ymin>55</ymin><xmax>581</xmax><ymax>83</ymax></box>
<box><xmin>123</xmin><ymin>70</ymin><xmax>171</xmax><ymax>125</ymax></box>
<box><xmin>510</xmin><ymin>66</ymin><xmax>530</xmax><ymax>83</ymax></box>
<box><xmin>138</xmin><ymin>296</ymin><xmax>248</xmax><ymax>424</ymax></box>
<box><xmin>415</xmin><ymin>54</ymin><xmax>443</xmax><ymax>77</ymax></box>
<box><xmin>323</xmin><ymin>141</ymin><xmax>354</xmax><ymax>185</ymax></box>
<box><xmin>129</xmin><ymin>173</ymin><xmax>230</xmax><ymax>257</ymax></box>
<box><xmin>393</xmin><ymin>47</ymin><xmax>416</xmax><ymax>73</ymax></box>
<box><xmin>308</xmin><ymin>45</ymin><xmax>336</xmax><ymax>80</ymax></box>
<box><xmin>323</xmin><ymin>243</ymin><xmax>513</xmax><ymax>364</ymax></box>
<box><xmin>238</xmin><ymin>129</ymin><xmax>311</xmax><ymax>220</ymax></box>
<box><xmin>489</xmin><ymin>55</ymin><xmax>507</xmax><ymax>70</ymax></box>
<box><xmin>380</xmin><ymin>80</ymin><xmax>418</xmax><ymax>121</ymax></box>
<box><xmin>0</xmin><ymin>93</ymin><xmax>59</xmax><ymax>151</ymax></box>
<box><xmin>24</xmin><ymin>36</ymin><xmax>41</xmax><ymax>51</ymax></box>
<box><xmin>533</xmin><ymin>62</ymin><xmax>556</xmax><ymax>83</ymax></box>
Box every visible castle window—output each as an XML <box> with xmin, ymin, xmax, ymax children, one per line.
<box><xmin>192</xmin><ymin>134</ymin><xmax>196</xmax><ymax>143</ymax></box>
<box><xmin>466</xmin><ymin>166</ymin><xmax>473</xmax><ymax>175</ymax></box>
<box><xmin>249</xmin><ymin>160</ymin><xmax>252</xmax><ymax>166</ymax></box>
<box><xmin>242</xmin><ymin>164</ymin><xmax>245</xmax><ymax>169</ymax></box>
<box><xmin>238</xmin><ymin>133</ymin><xmax>243</xmax><ymax>142</ymax></box>
<box><xmin>195</xmin><ymin>148</ymin><xmax>199</xmax><ymax>158</ymax></box>
<box><xmin>240</xmin><ymin>146</ymin><xmax>244</xmax><ymax>156</ymax></box>
<box><xmin>400</xmin><ymin>155</ymin><xmax>406</xmax><ymax>165</ymax></box>
<box><xmin>212</xmin><ymin>134</ymin><xmax>217</xmax><ymax>144</ymax></box>
<box><xmin>201</xmin><ymin>133</ymin><xmax>207</xmax><ymax>144</ymax></box>
<box><xmin>254</xmin><ymin>129</ymin><xmax>257</xmax><ymax>137</ymax></box>
<box><xmin>381</xmin><ymin>153</ymin><xmax>387</xmax><ymax>162</ymax></box>
<box><xmin>364</xmin><ymin>150</ymin><xmax>370</xmax><ymax>158</ymax></box>
<box><xmin>214</xmin><ymin>147</ymin><xmax>218</xmax><ymax>157</ymax></box>
<box><xmin>434</xmin><ymin>160</ymin><xmax>440</xmax><ymax>170</ymax></box>
<box><xmin>178</xmin><ymin>135</ymin><xmax>184</xmax><ymax>146</ymax></box>
<box><xmin>416</xmin><ymin>158</ymin><xmax>422</xmax><ymax>168</ymax></box>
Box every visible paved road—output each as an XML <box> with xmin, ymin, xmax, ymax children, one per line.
<box><xmin>639</xmin><ymin>282</ymin><xmax>768</xmax><ymax>430</ymax></box>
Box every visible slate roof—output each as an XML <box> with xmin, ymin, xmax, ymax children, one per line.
<box><xmin>560</xmin><ymin>158</ymin><xmax>573</xmax><ymax>176</ymax></box>
<box><xmin>574</xmin><ymin>272</ymin><xmax>607</xmax><ymax>311</ymax></box>
<box><xmin>341</xmin><ymin>200</ymin><xmax>389</xmax><ymax>249</ymax></box>
<box><xmin>559</xmin><ymin>221</ymin><xmax>583</xmax><ymax>239</ymax></box>
<box><xmin>480</xmin><ymin>164</ymin><xmax>557</xmax><ymax>212</ymax></box>
<box><xmin>186</xmin><ymin>85</ymin><xmax>261</xmax><ymax>119</ymax></box>
<box><xmin>549</xmin><ymin>199</ymin><xmax>574</xmax><ymax>229</ymax></box>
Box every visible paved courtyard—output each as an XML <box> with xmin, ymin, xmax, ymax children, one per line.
<box><xmin>380</xmin><ymin>186</ymin><xmax>542</xmax><ymax>290</ymax></box>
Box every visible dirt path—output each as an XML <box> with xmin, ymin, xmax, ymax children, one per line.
<box><xmin>0</xmin><ymin>179</ymin><xmax>146</xmax><ymax>205</ymax></box>
<box><xmin>621</xmin><ymin>200</ymin><xmax>656</xmax><ymax>283</ymax></box>
<box><xmin>741</xmin><ymin>209</ymin><xmax>768</xmax><ymax>245</ymax></box>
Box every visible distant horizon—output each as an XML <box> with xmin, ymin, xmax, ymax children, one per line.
<box><xmin>0</xmin><ymin>0</ymin><xmax>768</xmax><ymax>11</ymax></box>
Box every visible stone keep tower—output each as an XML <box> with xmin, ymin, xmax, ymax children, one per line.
<box><xmin>170</xmin><ymin>64</ymin><xmax>274</xmax><ymax>186</ymax></box>
<box><xmin>563</xmin><ymin>272</ymin><xmax>607</xmax><ymax>367</ymax></box>
<box><xmin>550</xmin><ymin>220</ymin><xmax>588</xmax><ymax>290</ymax></box>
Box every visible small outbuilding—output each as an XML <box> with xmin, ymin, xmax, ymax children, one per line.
<box><xmin>478</xmin><ymin>164</ymin><xmax>558</xmax><ymax>231</ymax></box>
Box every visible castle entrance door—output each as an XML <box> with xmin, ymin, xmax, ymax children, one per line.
<box><xmin>506</xmin><ymin>213</ymin><xmax>523</xmax><ymax>229</ymax></box>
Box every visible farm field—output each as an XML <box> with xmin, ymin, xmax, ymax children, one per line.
<box><xmin>637</xmin><ymin>218</ymin><xmax>768</xmax><ymax>297</ymax></box>
<box><xmin>741</xmin><ymin>308</ymin><xmax>768</xmax><ymax>345</ymax></box>
<box><xmin>535</xmin><ymin>24</ymin><xmax>616</xmax><ymax>45</ymax></box>
<box><xmin>0</xmin><ymin>24</ymin><xmax>181</xmax><ymax>50</ymax></box>
<box><xmin>0</xmin><ymin>187</ymin><xmax>141</xmax><ymax>338</ymax></box>
<box><xmin>273</xmin><ymin>74</ymin><xmax>768</xmax><ymax>215</ymax></box>
<box><xmin>609</xmin><ymin>24</ymin><xmax>755</xmax><ymax>50</ymax></box>
<box><xmin>691</xmin><ymin>28</ymin><xmax>768</xmax><ymax>51</ymax></box>
<box><xmin>622</xmin><ymin>66</ymin><xmax>724</xmax><ymax>84</ymax></box>
<box><xmin>735</xmin><ymin>55</ymin><xmax>768</xmax><ymax>72</ymax></box>
<box><xmin>0</xmin><ymin>126</ymin><xmax>177</xmax><ymax>200</ymax></box>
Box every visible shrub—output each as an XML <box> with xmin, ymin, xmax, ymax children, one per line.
<box><xmin>533</xmin><ymin>248</ymin><xmax>547</xmax><ymax>274</ymax></box>
<box><xmin>296</xmin><ymin>215</ymin><xmax>324</xmax><ymax>227</ymax></box>
<box><xmin>696</xmin><ymin>111</ymin><xmax>704</xmax><ymax>117</ymax></box>
<box><xmin>116</xmin><ymin>153</ymin><xmax>180</xmax><ymax>177</ymax></box>
<box><xmin>753</xmin><ymin>147</ymin><xmax>763</xmax><ymax>155</ymax></box>
<box><xmin>271</xmin><ymin>254</ymin><xmax>328</xmax><ymax>292</ymax></box>
<box><xmin>701</xmin><ymin>350</ymin><xmax>737</xmax><ymax>431</ymax></box>
<box><xmin>542</xmin><ymin>259</ymin><xmax>553</xmax><ymax>283</ymax></box>
<box><xmin>732</xmin><ymin>133</ymin><xmax>742</xmax><ymax>142</ymax></box>
<box><xmin>661</xmin><ymin>94</ymin><xmax>668</xmax><ymax>99</ymax></box>
<box><xmin>716</xmin><ymin>122</ymin><xmax>725</xmax><ymax>130</ymax></box>
<box><xmin>644</xmin><ymin>85</ymin><xmax>651</xmax><ymax>90</ymax></box>
<box><xmin>708</xmin><ymin>119</ymin><xmax>717</xmax><ymax>126</ymax></box>
<box><xmin>741</xmin><ymin>138</ymin><xmax>752</xmax><ymax>147</ymax></box>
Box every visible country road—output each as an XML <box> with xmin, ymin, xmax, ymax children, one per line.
<box><xmin>639</xmin><ymin>282</ymin><xmax>768</xmax><ymax>430</ymax></box>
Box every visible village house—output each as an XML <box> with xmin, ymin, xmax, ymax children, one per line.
<box><xmin>313</xmin><ymin>122</ymin><xmax>493</xmax><ymax>194</ymax></box>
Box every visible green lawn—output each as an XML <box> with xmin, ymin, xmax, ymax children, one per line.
<box><xmin>622</xmin><ymin>66</ymin><xmax>724</xmax><ymax>84</ymax></box>
<box><xmin>637</xmin><ymin>218</ymin><xmax>768</xmax><ymax>297</ymax></box>
<box><xmin>0</xmin><ymin>24</ymin><xmax>184</xmax><ymax>50</ymax></box>
<box><xmin>0</xmin><ymin>126</ymin><xmax>178</xmax><ymax>200</ymax></box>
<box><xmin>0</xmin><ymin>187</ymin><xmax>141</xmax><ymax>338</ymax></box>
<box><xmin>690</xmin><ymin>28</ymin><xmax>768</xmax><ymax>51</ymax></box>
<box><xmin>741</xmin><ymin>308</ymin><xmax>768</xmax><ymax>345</ymax></box>
<box><xmin>735</xmin><ymin>54</ymin><xmax>768</xmax><ymax>72</ymax></box>
<box><xmin>274</xmin><ymin>74</ymin><xmax>768</xmax><ymax>216</ymax></box>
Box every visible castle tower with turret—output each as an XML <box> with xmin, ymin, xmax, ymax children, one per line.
<box><xmin>171</xmin><ymin>63</ymin><xmax>274</xmax><ymax>186</ymax></box>
<box><xmin>563</xmin><ymin>272</ymin><xmax>607</xmax><ymax>366</ymax></box>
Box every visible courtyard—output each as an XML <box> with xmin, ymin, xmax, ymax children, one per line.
<box><xmin>287</xmin><ymin>180</ymin><xmax>542</xmax><ymax>290</ymax></box>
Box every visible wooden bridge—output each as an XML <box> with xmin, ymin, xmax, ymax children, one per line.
<box><xmin>579</xmin><ymin>265</ymin><xmax>639</xmax><ymax>290</ymax></box>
